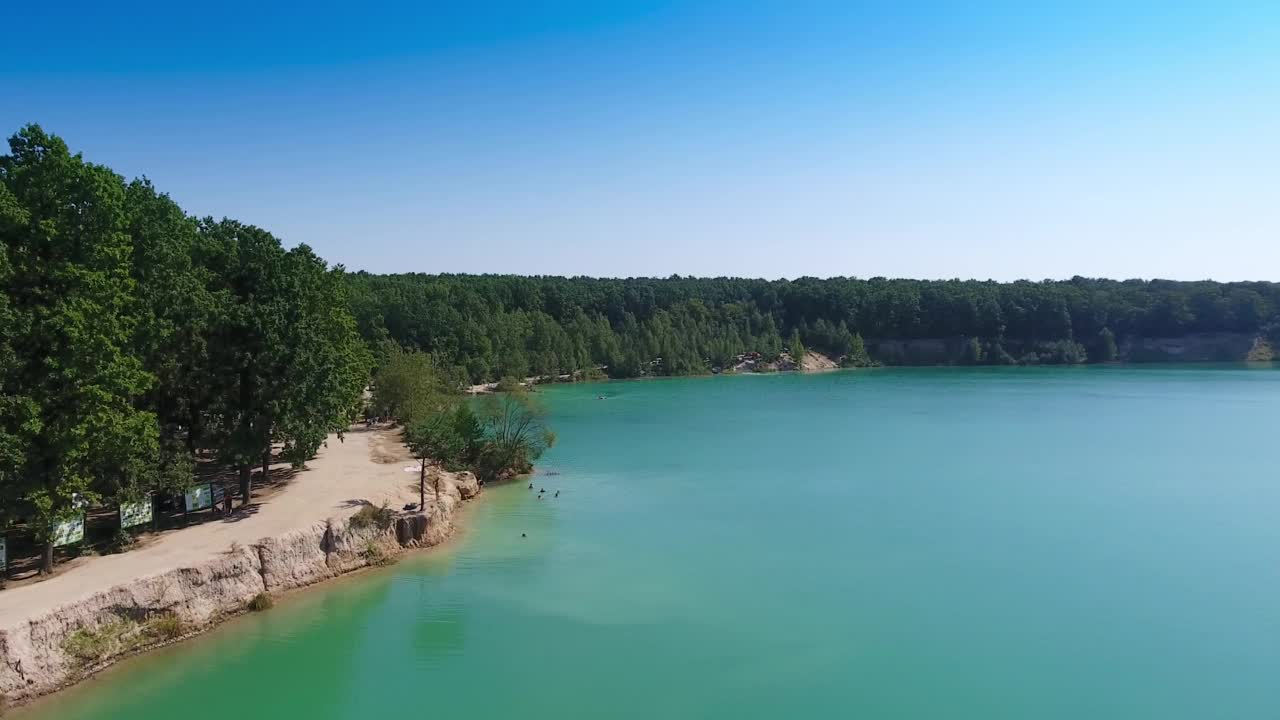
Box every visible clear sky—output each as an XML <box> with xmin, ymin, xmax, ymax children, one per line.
<box><xmin>3</xmin><ymin>1</ymin><xmax>1277</xmax><ymax>281</ymax></box>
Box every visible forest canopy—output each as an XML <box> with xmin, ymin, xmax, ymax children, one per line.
<box><xmin>347</xmin><ymin>273</ymin><xmax>1280</xmax><ymax>381</ymax></box>
<box><xmin>0</xmin><ymin>125</ymin><xmax>370</xmax><ymax>570</ymax></box>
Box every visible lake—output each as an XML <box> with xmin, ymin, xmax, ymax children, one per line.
<box><xmin>23</xmin><ymin>366</ymin><xmax>1280</xmax><ymax>719</ymax></box>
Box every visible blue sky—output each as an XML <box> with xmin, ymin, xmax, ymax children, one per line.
<box><xmin>3</xmin><ymin>1</ymin><xmax>1277</xmax><ymax>280</ymax></box>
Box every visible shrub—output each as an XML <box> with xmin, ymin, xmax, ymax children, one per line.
<box><xmin>363</xmin><ymin>540</ymin><xmax>395</xmax><ymax>566</ymax></box>
<box><xmin>143</xmin><ymin>615</ymin><xmax>183</xmax><ymax>641</ymax></box>
<box><xmin>350</xmin><ymin>502</ymin><xmax>395</xmax><ymax>531</ymax></box>
<box><xmin>494</xmin><ymin>376</ymin><xmax>523</xmax><ymax>393</ymax></box>
<box><xmin>247</xmin><ymin>592</ymin><xmax>274</xmax><ymax>612</ymax></box>
<box><xmin>64</xmin><ymin>628</ymin><xmax>109</xmax><ymax>665</ymax></box>
<box><xmin>63</xmin><ymin>621</ymin><xmax>130</xmax><ymax>666</ymax></box>
<box><xmin>107</xmin><ymin>528</ymin><xmax>136</xmax><ymax>554</ymax></box>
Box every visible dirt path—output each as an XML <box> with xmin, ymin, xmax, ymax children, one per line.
<box><xmin>0</xmin><ymin>425</ymin><xmax>424</xmax><ymax>623</ymax></box>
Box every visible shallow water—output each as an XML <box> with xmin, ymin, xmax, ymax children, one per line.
<box><xmin>23</xmin><ymin>366</ymin><xmax>1280</xmax><ymax>719</ymax></box>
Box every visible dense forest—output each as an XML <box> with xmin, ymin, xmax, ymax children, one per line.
<box><xmin>0</xmin><ymin>125</ymin><xmax>371</xmax><ymax>569</ymax></box>
<box><xmin>348</xmin><ymin>274</ymin><xmax>1280</xmax><ymax>382</ymax></box>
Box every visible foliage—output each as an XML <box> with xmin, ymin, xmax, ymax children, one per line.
<box><xmin>788</xmin><ymin>329</ymin><xmax>806</xmax><ymax>364</ymax></box>
<box><xmin>63</xmin><ymin>622</ymin><xmax>127</xmax><ymax>666</ymax></box>
<box><xmin>371</xmin><ymin>346</ymin><xmax>452</xmax><ymax>423</ymax></box>
<box><xmin>405</xmin><ymin>404</ymin><xmax>483</xmax><ymax>471</ymax></box>
<box><xmin>144</xmin><ymin>615</ymin><xmax>184</xmax><ymax>641</ymax></box>
<box><xmin>0</xmin><ymin>125</ymin><xmax>372</xmax><ymax>571</ymax></box>
<box><xmin>62</xmin><ymin>615</ymin><xmax>183</xmax><ymax>668</ymax></box>
<box><xmin>363</xmin><ymin>540</ymin><xmax>394</xmax><ymax>566</ymax></box>
<box><xmin>348</xmin><ymin>274</ymin><xmax>1280</xmax><ymax>379</ymax></box>
<box><xmin>842</xmin><ymin>332</ymin><xmax>874</xmax><ymax>367</ymax></box>
<box><xmin>107</xmin><ymin>528</ymin><xmax>136</xmax><ymax>554</ymax></box>
<box><xmin>349</xmin><ymin>502</ymin><xmax>395</xmax><ymax>531</ymax></box>
<box><xmin>963</xmin><ymin>337</ymin><xmax>985</xmax><ymax>365</ymax></box>
<box><xmin>0</xmin><ymin>125</ymin><xmax>157</xmax><ymax>569</ymax></box>
<box><xmin>474</xmin><ymin>390</ymin><xmax>556</xmax><ymax>481</ymax></box>
<box><xmin>247</xmin><ymin>592</ymin><xmax>274</xmax><ymax>612</ymax></box>
<box><xmin>1096</xmin><ymin>327</ymin><xmax>1118</xmax><ymax>362</ymax></box>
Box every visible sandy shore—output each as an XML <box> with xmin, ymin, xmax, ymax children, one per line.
<box><xmin>0</xmin><ymin>424</ymin><xmax>427</xmax><ymax>626</ymax></box>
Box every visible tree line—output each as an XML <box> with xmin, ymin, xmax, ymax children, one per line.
<box><xmin>347</xmin><ymin>273</ymin><xmax>1280</xmax><ymax>381</ymax></box>
<box><xmin>0</xmin><ymin>125</ymin><xmax>370</xmax><ymax>570</ymax></box>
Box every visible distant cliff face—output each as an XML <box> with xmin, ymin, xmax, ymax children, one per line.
<box><xmin>1119</xmin><ymin>333</ymin><xmax>1260</xmax><ymax>363</ymax></box>
<box><xmin>866</xmin><ymin>332</ymin><xmax>1264</xmax><ymax>366</ymax></box>
<box><xmin>0</xmin><ymin>472</ymin><xmax>480</xmax><ymax>708</ymax></box>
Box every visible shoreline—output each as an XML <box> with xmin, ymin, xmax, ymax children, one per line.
<box><xmin>0</xmin><ymin>430</ymin><xmax>484</xmax><ymax>712</ymax></box>
<box><xmin>7</xmin><ymin>493</ymin><xmax>484</xmax><ymax>718</ymax></box>
<box><xmin>521</xmin><ymin>357</ymin><xmax>1279</xmax><ymax>393</ymax></box>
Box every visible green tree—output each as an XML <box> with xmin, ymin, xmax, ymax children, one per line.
<box><xmin>963</xmin><ymin>337</ymin><xmax>985</xmax><ymax>365</ymax></box>
<box><xmin>1097</xmin><ymin>327</ymin><xmax>1118</xmax><ymax>362</ymax></box>
<box><xmin>475</xmin><ymin>390</ymin><xmax>556</xmax><ymax>482</ymax></box>
<box><xmin>125</xmin><ymin>178</ymin><xmax>218</xmax><ymax>458</ymax></box>
<box><xmin>843</xmin><ymin>332</ymin><xmax>873</xmax><ymax>367</ymax></box>
<box><xmin>789</xmin><ymin>328</ymin><xmax>807</xmax><ymax>365</ymax></box>
<box><xmin>0</xmin><ymin>125</ymin><xmax>157</xmax><ymax>571</ymax></box>
<box><xmin>271</xmin><ymin>249</ymin><xmax>372</xmax><ymax>468</ymax></box>
<box><xmin>403</xmin><ymin>406</ymin><xmax>472</xmax><ymax>510</ymax></box>
<box><xmin>202</xmin><ymin>222</ymin><xmax>370</xmax><ymax>505</ymax></box>
<box><xmin>372</xmin><ymin>347</ymin><xmax>452</xmax><ymax>424</ymax></box>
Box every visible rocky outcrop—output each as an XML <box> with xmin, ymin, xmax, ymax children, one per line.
<box><xmin>798</xmin><ymin>351</ymin><xmax>839</xmax><ymax>372</ymax></box>
<box><xmin>0</xmin><ymin>473</ymin><xmax>480</xmax><ymax>707</ymax></box>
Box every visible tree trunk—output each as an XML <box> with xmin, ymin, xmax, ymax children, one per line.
<box><xmin>239</xmin><ymin>463</ymin><xmax>252</xmax><ymax>508</ymax></box>
<box><xmin>419</xmin><ymin>458</ymin><xmax>426</xmax><ymax>511</ymax></box>
<box><xmin>261</xmin><ymin>449</ymin><xmax>271</xmax><ymax>486</ymax></box>
<box><xmin>40</xmin><ymin>541</ymin><xmax>53</xmax><ymax>575</ymax></box>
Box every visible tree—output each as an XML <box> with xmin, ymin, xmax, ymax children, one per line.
<box><xmin>125</xmin><ymin>178</ymin><xmax>218</xmax><ymax>458</ymax></box>
<box><xmin>963</xmin><ymin>337</ymin><xmax>985</xmax><ymax>365</ymax></box>
<box><xmin>270</xmin><ymin>249</ymin><xmax>372</xmax><ymax>469</ymax></box>
<box><xmin>789</xmin><ymin>329</ymin><xmax>806</xmax><ymax>365</ymax></box>
<box><xmin>1097</xmin><ymin>327</ymin><xmax>1118</xmax><ymax>362</ymax></box>
<box><xmin>199</xmin><ymin>219</ymin><xmax>288</xmax><ymax>506</ymax></box>
<box><xmin>202</xmin><ymin>222</ymin><xmax>370</xmax><ymax>506</ymax></box>
<box><xmin>475</xmin><ymin>390</ymin><xmax>556</xmax><ymax>482</ymax></box>
<box><xmin>404</xmin><ymin>408</ymin><xmax>465</xmax><ymax>510</ymax></box>
<box><xmin>843</xmin><ymin>332</ymin><xmax>873</xmax><ymax>367</ymax></box>
<box><xmin>0</xmin><ymin>125</ymin><xmax>157</xmax><ymax>571</ymax></box>
<box><xmin>372</xmin><ymin>347</ymin><xmax>451</xmax><ymax>424</ymax></box>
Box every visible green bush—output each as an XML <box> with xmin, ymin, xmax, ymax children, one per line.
<box><xmin>247</xmin><ymin>592</ymin><xmax>274</xmax><ymax>612</ymax></box>
<box><xmin>363</xmin><ymin>540</ymin><xmax>395</xmax><ymax>566</ymax></box>
<box><xmin>107</xmin><ymin>528</ymin><xmax>136</xmax><ymax>554</ymax></box>
<box><xmin>143</xmin><ymin>615</ymin><xmax>183</xmax><ymax>641</ymax></box>
<box><xmin>63</xmin><ymin>624</ymin><xmax>121</xmax><ymax>665</ymax></box>
<box><xmin>349</xmin><ymin>502</ymin><xmax>395</xmax><ymax>531</ymax></box>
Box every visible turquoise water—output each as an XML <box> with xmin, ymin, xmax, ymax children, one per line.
<box><xmin>22</xmin><ymin>367</ymin><xmax>1280</xmax><ymax>719</ymax></box>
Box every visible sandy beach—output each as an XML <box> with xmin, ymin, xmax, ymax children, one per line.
<box><xmin>0</xmin><ymin>425</ymin><xmax>426</xmax><ymax>625</ymax></box>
